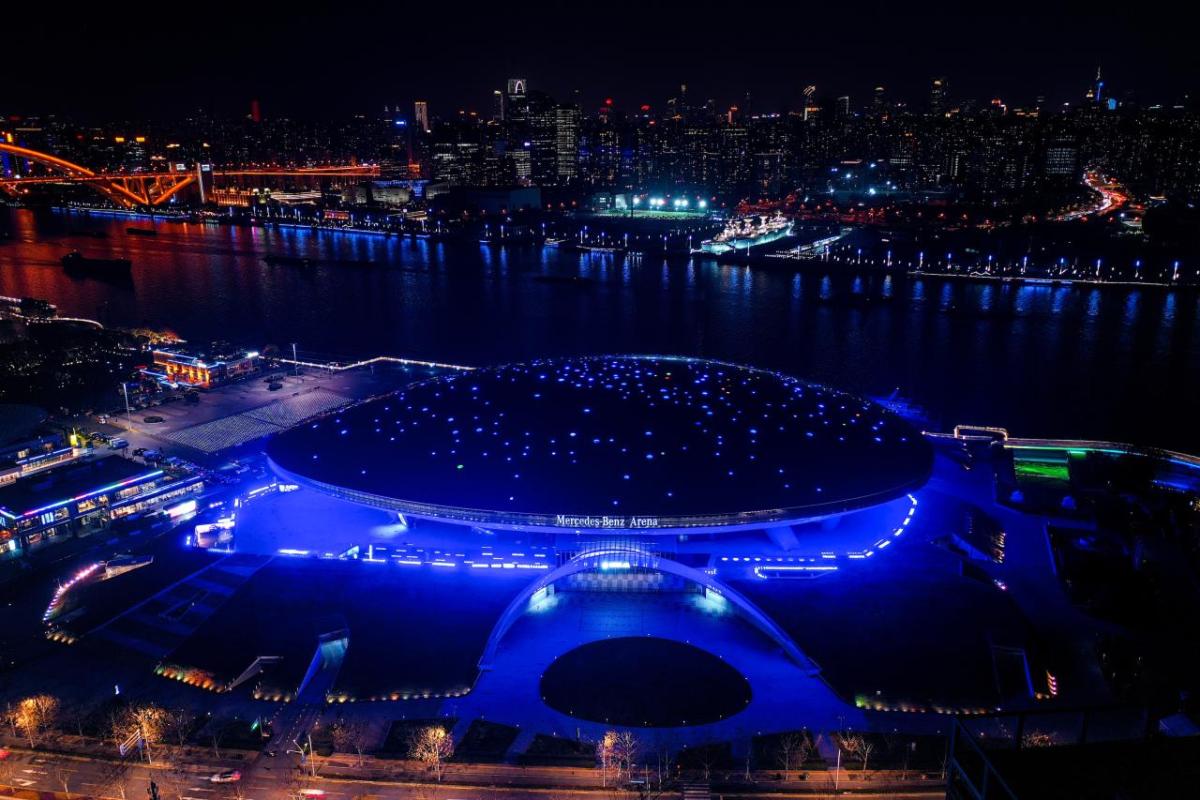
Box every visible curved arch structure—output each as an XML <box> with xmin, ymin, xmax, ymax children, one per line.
<box><xmin>0</xmin><ymin>143</ymin><xmax>196</xmax><ymax>208</ymax></box>
<box><xmin>1</xmin><ymin>143</ymin><xmax>382</xmax><ymax>209</ymax></box>
<box><xmin>478</xmin><ymin>545</ymin><xmax>820</xmax><ymax>674</ymax></box>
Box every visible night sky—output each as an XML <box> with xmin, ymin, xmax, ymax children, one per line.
<box><xmin>5</xmin><ymin>1</ymin><xmax>1194</xmax><ymax>120</ymax></box>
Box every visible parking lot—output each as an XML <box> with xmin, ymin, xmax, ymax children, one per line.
<box><xmin>77</xmin><ymin>363</ymin><xmax>446</xmax><ymax>467</ymax></box>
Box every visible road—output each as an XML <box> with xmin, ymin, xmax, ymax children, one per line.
<box><xmin>1</xmin><ymin>744</ymin><xmax>945</xmax><ymax>800</ymax></box>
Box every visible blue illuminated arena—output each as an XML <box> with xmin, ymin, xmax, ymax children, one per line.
<box><xmin>266</xmin><ymin>356</ymin><xmax>933</xmax><ymax>532</ymax></box>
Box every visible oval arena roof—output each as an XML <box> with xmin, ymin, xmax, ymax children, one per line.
<box><xmin>266</xmin><ymin>356</ymin><xmax>932</xmax><ymax>532</ymax></box>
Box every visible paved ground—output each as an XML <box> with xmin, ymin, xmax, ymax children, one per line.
<box><xmin>457</xmin><ymin>590</ymin><xmax>860</xmax><ymax>748</ymax></box>
<box><xmin>84</xmin><ymin>364</ymin><xmax>440</xmax><ymax>468</ymax></box>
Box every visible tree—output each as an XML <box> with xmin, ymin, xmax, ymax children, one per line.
<box><xmin>774</xmin><ymin>732</ymin><xmax>811</xmax><ymax>780</ymax></box>
<box><xmin>164</xmin><ymin>708</ymin><xmax>197</xmax><ymax>749</ymax></box>
<box><xmin>12</xmin><ymin>695</ymin><xmax>60</xmax><ymax>748</ymax></box>
<box><xmin>614</xmin><ymin>731</ymin><xmax>640</xmax><ymax>780</ymax></box>
<box><xmin>598</xmin><ymin>731</ymin><xmax>618</xmax><ymax>786</ymax></box>
<box><xmin>407</xmin><ymin>725</ymin><xmax>454</xmax><ymax>782</ymax></box>
<box><xmin>157</xmin><ymin>764</ymin><xmax>192</xmax><ymax>800</ymax></box>
<box><xmin>209</xmin><ymin>717</ymin><xmax>229</xmax><ymax>760</ymax></box>
<box><xmin>837</xmin><ymin>732</ymin><xmax>874</xmax><ymax>773</ymax></box>
<box><xmin>111</xmin><ymin>703</ymin><xmax>170</xmax><ymax>764</ymax></box>
<box><xmin>329</xmin><ymin>718</ymin><xmax>370</xmax><ymax>766</ymax></box>
<box><xmin>59</xmin><ymin>700</ymin><xmax>97</xmax><ymax>740</ymax></box>
<box><xmin>598</xmin><ymin>730</ymin><xmax>640</xmax><ymax>784</ymax></box>
<box><xmin>860</xmin><ymin>738</ymin><xmax>875</xmax><ymax>773</ymax></box>
<box><xmin>99</xmin><ymin>760</ymin><xmax>134</xmax><ymax>800</ymax></box>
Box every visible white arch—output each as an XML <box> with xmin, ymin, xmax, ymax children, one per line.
<box><xmin>478</xmin><ymin>546</ymin><xmax>819</xmax><ymax>674</ymax></box>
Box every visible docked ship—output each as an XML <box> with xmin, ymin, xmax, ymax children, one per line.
<box><xmin>696</xmin><ymin>213</ymin><xmax>793</xmax><ymax>255</ymax></box>
<box><xmin>61</xmin><ymin>251</ymin><xmax>132</xmax><ymax>273</ymax></box>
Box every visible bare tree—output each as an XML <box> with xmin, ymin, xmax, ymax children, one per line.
<box><xmin>836</xmin><ymin>732</ymin><xmax>875</xmax><ymax>772</ymax></box>
<box><xmin>165</xmin><ymin>708</ymin><xmax>197</xmax><ymax>749</ymax></box>
<box><xmin>159</xmin><ymin>765</ymin><xmax>193</xmax><ymax>800</ymax></box>
<box><xmin>774</xmin><ymin>732</ymin><xmax>809</xmax><ymax>781</ymax></box>
<box><xmin>697</xmin><ymin>748</ymin><xmax>714</xmax><ymax>782</ymax></box>
<box><xmin>3</xmin><ymin>704</ymin><xmax>19</xmax><ymax>739</ymax></box>
<box><xmin>614</xmin><ymin>731</ymin><xmax>640</xmax><ymax>781</ymax></box>
<box><xmin>860</xmin><ymin>738</ymin><xmax>875</xmax><ymax>773</ymax></box>
<box><xmin>210</xmin><ymin>717</ymin><xmax>228</xmax><ymax>760</ymax></box>
<box><xmin>60</xmin><ymin>700</ymin><xmax>96</xmax><ymax>740</ymax></box>
<box><xmin>330</xmin><ymin>718</ymin><xmax>370</xmax><ymax>766</ymax></box>
<box><xmin>99</xmin><ymin>759</ymin><xmax>134</xmax><ymax>800</ymax></box>
<box><xmin>407</xmin><ymin>725</ymin><xmax>454</xmax><ymax>782</ymax></box>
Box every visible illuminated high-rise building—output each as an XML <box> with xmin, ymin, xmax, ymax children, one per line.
<box><xmin>929</xmin><ymin>77</ymin><xmax>948</xmax><ymax>116</ymax></box>
<box><xmin>414</xmin><ymin>101</ymin><xmax>430</xmax><ymax>133</ymax></box>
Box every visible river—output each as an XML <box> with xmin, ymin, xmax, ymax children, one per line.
<box><xmin>2</xmin><ymin>206</ymin><xmax>1198</xmax><ymax>451</ymax></box>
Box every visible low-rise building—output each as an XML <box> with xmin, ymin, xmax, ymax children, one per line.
<box><xmin>146</xmin><ymin>346</ymin><xmax>261</xmax><ymax>388</ymax></box>
<box><xmin>0</xmin><ymin>456</ymin><xmax>204</xmax><ymax>557</ymax></box>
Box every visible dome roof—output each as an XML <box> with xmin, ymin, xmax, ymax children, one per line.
<box><xmin>267</xmin><ymin>356</ymin><xmax>932</xmax><ymax>530</ymax></box>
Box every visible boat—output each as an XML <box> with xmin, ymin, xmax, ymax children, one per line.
<box><xmin>61</xmin><ymin>251</ymin><xmax>132</xmax><ymax>272</ymax></box>
<box><xmin>696</xmin><ymin>212</ymin><xmax>794</xmax><ymax>255</ymax></box>
<box><xmin>126</xmin><ymin>227</ymin><xmax>157</xmax><ymax>237</ymax></box>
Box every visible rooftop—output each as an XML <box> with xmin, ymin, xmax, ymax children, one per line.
<box><xmin>0</xmin><ymin>456</ymin><xmax>160</xmax><ymax>520</ymax></box>
<box><xmin>266</xmin><ymin>356</ymin><xmax>932</xmax><ymax>530</ymax></box>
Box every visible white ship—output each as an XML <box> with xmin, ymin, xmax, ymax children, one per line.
<box><xmin>697</xmin><ymin>213</ymin><xmax>793</xmax><ymax>255</ymax></box>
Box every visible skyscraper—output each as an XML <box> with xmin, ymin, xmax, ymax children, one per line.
<box><xmin>554</xmin><ymin>105</ymin><xmax>580</xmax><ymax>180</ymax></box>
<box><xmin>414</xmin><ymin>101</ymin><xmax>430</xmax><ymax>133</ymax></box>
<box><xmin>930</xmin><ymin>77</ymin><xmax>948</xmax><ymax>116</ymax></box>
<box><xmin>872</xmin><ymin>86</ymin><xmax>886</xmax><ymax>116</ymax></box>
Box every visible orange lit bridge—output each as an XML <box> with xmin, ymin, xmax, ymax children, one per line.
<box><xmin>0</xmin><ymin>143</ymin><xmax>380</xmax><ymax>208</ymax></box>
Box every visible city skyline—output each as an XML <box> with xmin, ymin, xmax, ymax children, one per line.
<box><xmin>4</xmin><ymin>1</ymin><xmax>1196</xmax><ymax>120</ymax></box>
<box><xmin>2</xmin><ymin>3</ymin><xmax>1200</xmax><ymax>795</ymax></box>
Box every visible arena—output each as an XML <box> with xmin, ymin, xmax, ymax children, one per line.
<box><xmin>266</xmin><ymin>355</ymin><xmax>933</xmax><ymax>546</ymax></box>
<box><xmin>43</xmin><ymin>355</ymin><xmax>1094</xmax><ymax>749</ymax></box>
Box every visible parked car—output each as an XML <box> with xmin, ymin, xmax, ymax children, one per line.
<box><xmin>109</xmin><ymin>438</ymin><xmax>129</xmax><ymax>449</ymax></box>
<box><xmin>268</xmin><ymin>382</ymin><xmax>283</xmax><ymax>391</ymax></box>
<box><xmin>143</xmin><ymin>415</ymin><xmax>165</xmax><ymax>424</ymax></box>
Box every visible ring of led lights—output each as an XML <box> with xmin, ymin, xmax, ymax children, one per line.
<box><xmin>266</xmin><ymin>356</ymin><xmax>932</xmax><ymax>532</ymax></box>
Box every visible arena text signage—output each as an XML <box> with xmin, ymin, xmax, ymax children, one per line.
<box><xmin>555</xmin><ymin>514</ymin><xmax>661</xmax><ymax>529</ymax></box>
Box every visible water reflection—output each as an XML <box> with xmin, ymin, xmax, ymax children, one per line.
<box><xmin>0</xmin><ymin>208</ymin><xmax>1196</xmax><ymax>450</ymax></box>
